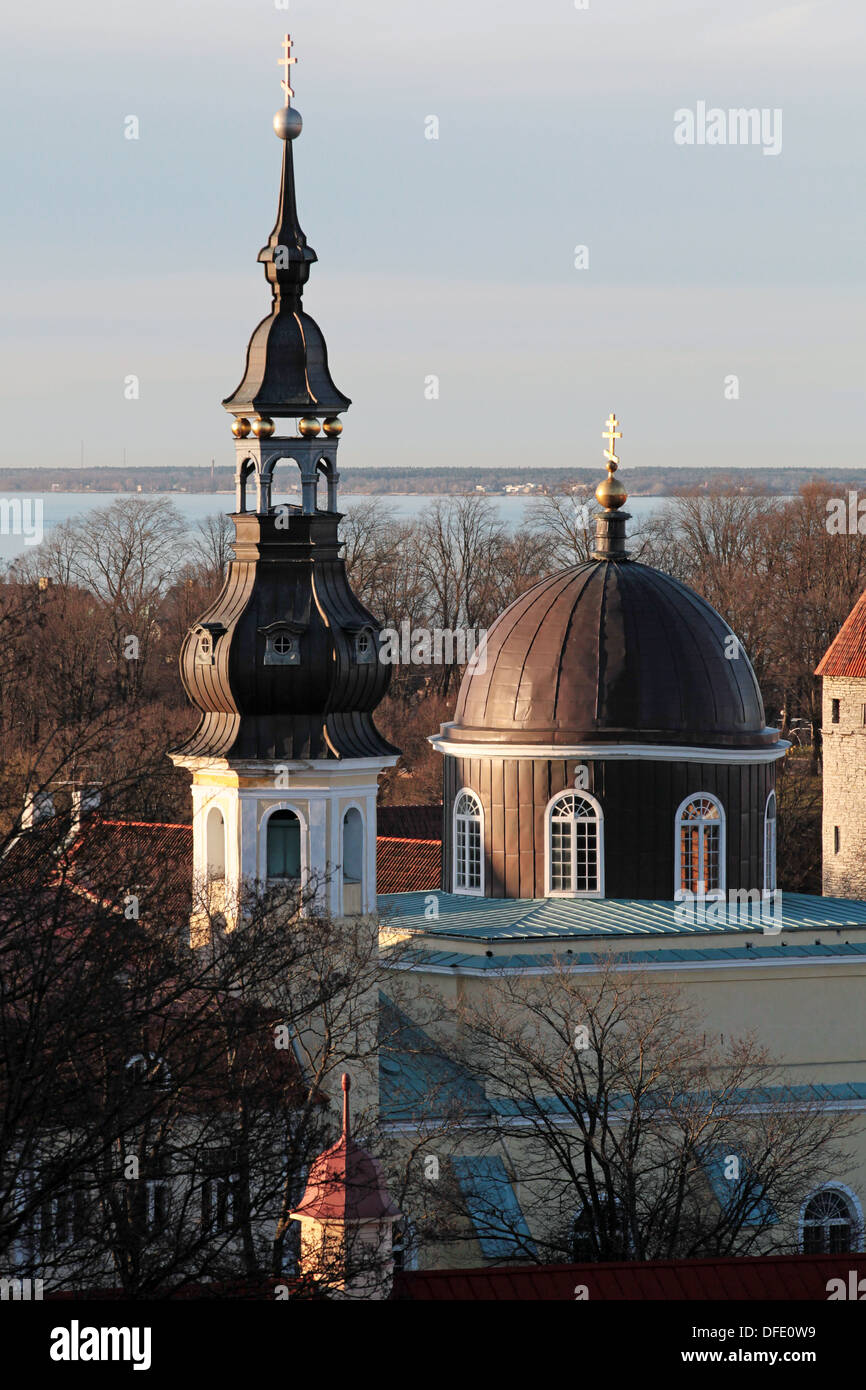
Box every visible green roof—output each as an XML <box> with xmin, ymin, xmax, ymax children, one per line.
<box><xmin>377</xmin><ymin>891</ymin><xmax>866</xmax><ymax>944</ymax></box>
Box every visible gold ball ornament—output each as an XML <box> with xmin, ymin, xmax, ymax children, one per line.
<box><xmin>322</xmin><ymin>417</ymin><xmax>343</xmax><ymax>438</ymax></box>
<box><xmin>252</xmin><ymin>416</ymin><xmax>275</xmax><ymax>439</ymax></box>
<box><xmin>595</xmin><ymin>469</ymin><xmax>628</xmax><ymax>510</ymax></box>
<box><xmin>231</xmin><ymin>417</ymin><xmax>252</xmax><ymax>439</ymax></box>
<box><xmin>298</xmin><ymin>417</ymin><xmax>321</xmax><ymax>438</ymax></box>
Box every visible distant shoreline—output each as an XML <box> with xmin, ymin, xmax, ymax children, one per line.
<box><xmin>1</xmin><ymin>462</ymin><xmax>864</xmax><ymax>500</ymax></box>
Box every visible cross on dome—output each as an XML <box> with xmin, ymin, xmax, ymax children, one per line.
<box><xmin>279</xmin><ymin>33</ymin><xmax>297</xmax><ymax>105</ymax></box>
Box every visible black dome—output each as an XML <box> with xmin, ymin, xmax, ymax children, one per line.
<box><xmin>446</xmin><ymin>559</ymin><xmax>777</xmax><ymax>750</ymax></box>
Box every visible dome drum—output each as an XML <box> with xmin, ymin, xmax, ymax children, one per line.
<box><xmin>441</xmin><ymin>753</ymin><xmax>776</xmax><ymax>901</ymax></box>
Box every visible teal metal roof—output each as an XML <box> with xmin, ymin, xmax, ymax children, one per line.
<box><xmin>379</xmin><ymin>993</ymin><xmax>489</xmax><ymax>1124</ymax></box>
<box><xmin>377</xmin><ymin>891</ymin><xmax>866</xmax><ymax>943</ymax></box>
<box><xmin>451</xmin><ymin>1156</ymin><xmax>536</xmax><ymax>1260</ymax></box>
<box><xmin>385</xmin><ymin>941</ymin><xmax>866</xmax><ymax>973</ymax></box>
<box><xmin>702</xmin><ymin>1148</ymin><xmax>777</xmax><ymax>1227</ymax></box>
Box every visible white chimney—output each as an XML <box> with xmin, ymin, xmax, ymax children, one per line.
<box><xmin>70</xmin><ymin>785</ymin><xmax>101</xmax><ymax>837</ymax></box>
<box><xmin>22</xmin><ymin>792</ymin><xmax>55</xmax><ymax>829</ymax></box>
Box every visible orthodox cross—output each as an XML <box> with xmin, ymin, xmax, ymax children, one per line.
<box><xmin>279</xmin><ymin>33</ymin><xmax>297</xmax><ymax>106</ymax></box>
<box><xmin>602</xmin><ymin>412</ymin><xmax>621</xmax><ymax>469</ymax></box>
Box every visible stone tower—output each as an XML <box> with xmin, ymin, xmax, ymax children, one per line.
<box><xmin>816</xmin><ymin>588</ymin><xmax>866</xmax><ymax>899</ymax></box>
<box><xmin>171</xmin><ymin>38</ymin><xmax>398</xmax><ymax>929</ymax></box>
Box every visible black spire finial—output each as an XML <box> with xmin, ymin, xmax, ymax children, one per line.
<box><xmin>222</xmin><ymin>36</ymin><xmax>351</xmax><ymax>422</ymax></box>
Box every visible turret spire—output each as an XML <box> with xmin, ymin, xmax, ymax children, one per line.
<box><xmin>222</xmin><ymin>33</ymin><xmax>350</xmax><ymax>425</ymax></box>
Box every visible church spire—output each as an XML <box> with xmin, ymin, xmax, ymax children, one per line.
<box><xmin>258</xmin><ymin>35</ymin><xmax>316</xmax><ymax>308</ymax></box>
<box><xmin>222</xmin><ymin>34</ymin><xmax>350</xmax><ymax>425</ymax></box>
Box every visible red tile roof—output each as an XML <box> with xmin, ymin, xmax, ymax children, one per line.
<box><xmin>376</xmin><ymin>837</ymin><xmax>441</xmax><ymax>894</ymax></box>
<box><xmin>61</xmin><ymin>819</ymin><xmax>439</xmax><ymax>901</ymax></box>
<box><xmin>394</xmin><ymin>1251</ymin><xmax>866</xmax><ymax>1301</ymax></box>
<box><xmin>816</xmin><ymin>588</ymin><xmax>866</xmax><ymax>676</ymax></box>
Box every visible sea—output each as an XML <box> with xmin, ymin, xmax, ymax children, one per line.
<box><xmin>0</xmin><ymin>491</ymin><xmax>672</xmax><ymax>567</ymax></box>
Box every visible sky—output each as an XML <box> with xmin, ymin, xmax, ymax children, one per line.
<box><xmin>1</xmin><ymin>0</ymin><xmax>864</xmax><ymax>476</ymax></box>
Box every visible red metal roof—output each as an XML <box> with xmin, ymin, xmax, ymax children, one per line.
<box><xmin>394</xmin><ymin>1252</ymin><xmax>866</xmax><ymax>1301</ymax></box>
<box><xmin>292</xmin><ymin>1075</ymin><xmax>399</xmax><ymax>1223</ymax></box>
<box><xmin>816</xmin><ymin>588</ymin><xmax>866</xmax><ymax>677</ymax></box>
<box><xmin>376</xmin><ymin>837</ymin><xmax>441</xmax><ymax>893</ymax></box>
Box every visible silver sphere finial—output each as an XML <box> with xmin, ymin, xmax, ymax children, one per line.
<box><xmin>273</xmin><ymin>106</ymin><xmax>303</xmax><ymax>140</ymax></box>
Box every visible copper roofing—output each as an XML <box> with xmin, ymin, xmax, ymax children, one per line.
<box><xmin>816</xmin><ymin>587</ymin><xmax>866</xmax><ymax>677</ymax></box>
<box><xmin>445</xmin><ymin>560</ymin><xmax>777</xmax><ymax>750</ymax></box>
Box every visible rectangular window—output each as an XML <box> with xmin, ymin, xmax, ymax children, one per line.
<box><xmin>831</xmin><ymin>699</ymin><xmax>840</xmax><ymax>724</ymax></box>
<box><xmin>862</xmin><ymin>704</ymin><xmax>866</xmax><ymax>726</ymax></box>
<box><xmin>550</xmin><ymin>819</ymin><xmax>573</xmax><ymax>892</ymax></box>
<box><xmin>834</xmin><ymin>826</ymin><xmax>841</xmax><ymax>854</ymax></box>
<box><xmin>455</xmin><ymin>817</ymin><xmax>481</xmax><ymax>890</ymax></box>
<box><xmin>202</xmin><ymin>1149</ymin><xmax>242</xmax><ymax>1233</ymax></box>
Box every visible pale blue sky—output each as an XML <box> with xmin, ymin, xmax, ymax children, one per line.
<box><xmin>1</xmin><ymin>0</ymin><xmax>864</xmax><ymax>474</ymax></box>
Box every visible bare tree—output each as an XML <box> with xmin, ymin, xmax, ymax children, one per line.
<box><xmin>415</xmin><ymin>960</ymin><xmax>855</xmax><ymax>1264</ymax></box>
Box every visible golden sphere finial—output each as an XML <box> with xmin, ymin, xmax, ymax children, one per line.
<box><xmin>252</xmin><ymin>416</ymin><xmax>275</xmax><ymax>439</ymax></box>
<box><xmin>322</xmin><ymin>416</ymin><xmax>343</xmax><ymax>438</ymax></box>
<box><xmin>298</xmin><ymin>416</ymin><xmax>321</xmax><ymax>438</ymax></box>
<box><xmin>231</xmin><ymin>416</ymin><xmax>252</xmax><ymax>439</ymax></box>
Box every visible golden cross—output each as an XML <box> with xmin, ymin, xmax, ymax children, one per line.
<box><xmin>279</xmin><ymin>33</ymin><xmax>297</xmax><ymax>106</ymax></box>
<box><xmin>602</xmin><ymin>412</ymin><xmax>621</xmax><ymax>468</ymax></box>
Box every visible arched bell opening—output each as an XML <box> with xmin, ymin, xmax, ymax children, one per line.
<box><xmin>205</xmin><ymin>806</ymin><xmax>226</xmax><ymax>881</ymax></box>
<box><xmin>342</xmin><ymin>806</ymin><xmax>364</xmax><ymax>915</ymax></box>
<box><xmin>317</xmin><ymin>457</ymin><xmax>338</xmax><ymax>513</ymax></box>
<box><xmin>267</xmin><ymin>456</ymin><xmax>302</xmax><ymax>511</ymax></box>
<box><xmin>235</xmin><ymin>458</ymin><xmax>256</xmax><ymax>514</ymax></box>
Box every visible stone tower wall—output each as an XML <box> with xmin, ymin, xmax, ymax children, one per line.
<box><xmin>822</xmin><ymin>676</ymin><xmax>866</xmax><ymax>899</ymax></box>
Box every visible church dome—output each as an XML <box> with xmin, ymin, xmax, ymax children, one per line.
<box><xmin>445</xmin><ymin>558</ymin><xmax>776</xmax><ymax>750</ymax></box>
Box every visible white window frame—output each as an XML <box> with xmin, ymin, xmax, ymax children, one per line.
<box><xmin>544</xmin><ymin>790</ymin><xmax>604</xmax><ymax>899</ymax></box>
<box><xmin>453</xmin><ymin>788</ymin><xmax>484</xmax><ymax>896</ymax></box>
<box><xmin>763</xmin><ymin>790</ymin><xmax>777</xmax><ymax>894</ymax></box>
<box><xmin>260</xmin><ymin>803</ymin><xmax>307</xmax><ymax>887</ymax></box>
<box><xmin>675</xmin><ymin>793</ymin><xmax>726</xmax><ymax>901</ymax></box>
<box><xmin>799</xmin><ymin>1182</ymin><xmax>863</xmax><ymax>1254</ymax></box>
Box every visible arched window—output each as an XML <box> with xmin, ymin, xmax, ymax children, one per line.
<box><xmin>571</xmin><ymin>1197</ymin><xmax>629</xmax><ymax>1262</ymax></box>
<box><xmin>764</xmin><ymin>790</ymin><xmax>777</xmax><ymax>893</ymax></box>
<box><xmin>801</xmin><ymin>1187</ymin><xmax>859</xmax><ymax>1255</ymax></box>
<box><xmin>267</xmin><ymin>810</ymin><xmax>301</xmax><ymax>881</ymax></box>
<box><xmin>342</xmin><ymin>808</ymin><xmax>364</xmax><ymax>914</ymax></box>
<box><xmin>343</xmin><ymin>808</ymin><xmax>363</xmax><ymax>884</ymax></box>
<box><xmin>391</xmin><ymin>1217</ymin><xmax>418</xmax><ymax>1272</ymax></box>
<box><xmin>546</xmin><ymin>792</ymin><xmax>603</xmax><ymax>897</ymax></box>
<box><xmin>206</xmin><ymin>806</ymin><xmax>226</xmax><ymax>881</ymax></box>
<box><xmin>676</xmin><ymin>795</ymin><xmax>725</xmax><ymax>897</ymax></box>
<box><xmin>125</xmin><ymin>1053</ymin><xmax>170</xmax><ymax>1088</ymax></box>
<box><xmin>453</xmin><ymin>790</ymin><xmax>483</xmax><ymax>895</ymax></box>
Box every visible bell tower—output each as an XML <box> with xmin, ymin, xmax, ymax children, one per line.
<box><xmin>171</xmin><ymin>36</ymin><xmax>398</xmax><ymax>928</ymax></box>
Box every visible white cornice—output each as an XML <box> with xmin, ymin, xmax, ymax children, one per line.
<box><xmin>429</xmin><ymin>726</ymin><xmax>789</xmax><ymax>765</ymax></box>
<box><xmin>383</xmin><ymin>953</ymin><xmax>866</xmax><ymax>977</ymax></box>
